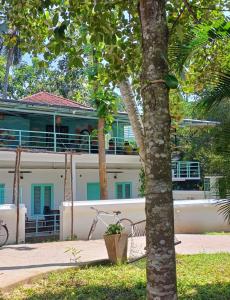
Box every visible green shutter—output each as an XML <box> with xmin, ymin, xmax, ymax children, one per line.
<box><xmin>115</xmin><ymin>182</ymin><xmax>132</xmax><ymax>199</ymax></box>
<box><xmin>33</xmin><ymin>186</ymin><xmax>42</xmax><ymax>214</ymax></box>
<box><xmin>87</xmin><ymin>183</ymin><xmax>100</xmax><ymax>200</ymax></box>
<box><xmin>0</xmin><ymin>184</ymin><xmax>5</xmax><ymax>204</ymax></box>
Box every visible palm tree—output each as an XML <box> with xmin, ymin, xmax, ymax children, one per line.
<box><xmin>2</xmin><ymin>29</ymin><xmax>21</xmax><ymax>99</ymax></box>
<box><xmin>0</xmin><ymin>17</ymin><xmax>21</xmax><ymax>99</ymax></box>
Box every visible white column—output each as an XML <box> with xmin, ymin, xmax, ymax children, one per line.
<box><xmin>72</xmin><ymin>158</ymin><xmax>77</xmax><ymax>201</ymax></box>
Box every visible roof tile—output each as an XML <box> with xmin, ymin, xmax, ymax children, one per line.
<box><xmin>21</xmin><ymin>91</ymin><xmax>91</xmax><ymax>110</ymax></box>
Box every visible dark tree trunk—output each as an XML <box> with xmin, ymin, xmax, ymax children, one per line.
<box><xmin>139</xmin><ymin>0</ymin><xmax>177</xmax><ymax>299</ymax></box>
<box><xmin>98</xmin><ymin>117</ymin><xmax>108</xmax><ymax>199</ymax></box>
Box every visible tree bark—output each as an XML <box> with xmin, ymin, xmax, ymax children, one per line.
<box><xmin>119</xmin><ymin>79</ymin><xmax>145</xmax><ymax>162</ymax></box>
<box><xmin>98</xmin><ymin>117</ymin><xmax>108</xmax><ymax>199</ymax></box>
<box><xmin>139</xmin><ymin>0</ymin><xmax>177</xmax><ymax>299</ymax></box>
<box><xmin>3</xmin><ymin>47</ymin><xmax>14</xmax><ymax>99</ymax></box>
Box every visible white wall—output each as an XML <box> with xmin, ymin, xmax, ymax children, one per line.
<box><xmin>60</xmin><ymin>199</ymin><xmax>230</xmax><ymax>240</ymax></box>
<box><xmin>0</xmin><ymin>168</ymin><xmax>140</xmax><ymax>216</ymax></box>
<box><xmin>173</xmin><ymin>191</ymin><xmax>206</xmax><ymax>200</ymax></box>
<box><xmin>0</xmin><ymin>169</ymin><xmax>65</xmax><ymax>216</ymax></box>
<box><xmin>0</xmin><ymin>204</ymin><xmax>26</xmax><ymax>244</ymax></box>
<box><xmin>76</xmin><ymin>169</ymin><xmax>140</xmax><ymax>200</ymax></box>
<box><xmin>60</xmin><ymin>199</ymin><xmax>144</xmax><ymax>240</ymax></box>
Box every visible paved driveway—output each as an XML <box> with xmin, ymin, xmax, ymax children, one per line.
<box><xmin>0</xmin><ymin>234</ymin><xmax>230</xmax><ymax>291</ymax></box>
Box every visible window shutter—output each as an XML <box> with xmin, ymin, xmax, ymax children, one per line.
<box><xmin>34</xmin><ymin>186</ymin><xmax>42</xmax><ymax>214</ymax></box>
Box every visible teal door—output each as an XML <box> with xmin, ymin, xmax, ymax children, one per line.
<box><xmin>31</xmin><ymin>184</ymin><xmax>54</xmax><ymax>215</ymax></box>
<box><xmin>87</xmin><ymin>183</ymin><xmax>100</xmax><ymax>200</ymax></box>
<box><xmin>0</xmin><ymin>184</ymin><xmax>5</xmax><ymax>204</ymax></box>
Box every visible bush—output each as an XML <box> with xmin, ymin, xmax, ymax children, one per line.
<box><xmin>105</xmin><ymin>224</ymin><xmax>123</xmax><ymax>235</ymax></box>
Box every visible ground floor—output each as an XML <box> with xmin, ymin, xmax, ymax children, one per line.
<box><xmin>0</xmin><ymin>151</ymin><xmax>142</xmax><ymax>218</ymax></box>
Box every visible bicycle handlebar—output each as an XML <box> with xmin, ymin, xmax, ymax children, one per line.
<box><xmin>90</xmin><ymin>206</ymin><xmax>114</xmax><ymax>216</ymax></box>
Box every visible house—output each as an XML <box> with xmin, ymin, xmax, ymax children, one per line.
<box><xmin>0</xmin><ymin>92</ymin><xmax>202</xmax><ymax>239</ymax></box>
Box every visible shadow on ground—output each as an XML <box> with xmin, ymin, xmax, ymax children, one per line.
<box><xmin>0</xmin><ymin>246</ymin><xmax>36</xmax><ymax>251</ymax></box>
<box><xmin>179</xmin><ymin>283</ymin><xmax>230</xmax><ymax>300</ymax></box>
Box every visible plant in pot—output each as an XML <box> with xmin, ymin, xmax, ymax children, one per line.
<box><xmin>104</xmin><ymin>224</ymin><xmax>128</xmax><ymax>264</ymax></box>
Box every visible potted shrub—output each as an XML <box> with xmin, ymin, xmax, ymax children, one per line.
<box><xmin>103</xmin><ymin>224</ymin><xmax>128</xmax><ymax>264</ymax></box>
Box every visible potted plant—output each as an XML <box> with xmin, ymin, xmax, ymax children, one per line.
<box><xmin>103</xmin><ymin>224</ymin><xmax>128</xmax><ymax>264</ymax></box>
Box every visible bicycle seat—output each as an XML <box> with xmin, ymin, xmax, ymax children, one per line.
<box><xmin>113</xmin><ymin>210</ymin><xmax>121</xmax><ymax>215</ymax></box>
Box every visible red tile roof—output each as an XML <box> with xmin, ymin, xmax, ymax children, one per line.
<box><xmin>21</xmin><ymin>91</ymin><xmax>92</xmax><ymax>110</ymax></box>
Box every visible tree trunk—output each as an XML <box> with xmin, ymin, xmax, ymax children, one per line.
<box><xmin>139</xmin><ymin>0</ymin><xmax>177</xmax><ymax>299</ymax></box>
<box><xmin>119</xmin><ymin>79</ymin><xmax>145</xmax><ymax>162</ymax></box>
<box><xmin>3</xmin><ymin>47</ymin><xmax>14</xmax><ymax>99</ymax></box>
<box><xmin>98</xmin><ymin>117</ymin><xmax>108</xmax><ymax>199</ymax></box>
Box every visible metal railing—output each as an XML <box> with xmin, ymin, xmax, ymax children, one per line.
<box><xmin>172</xmin><ymin>161</ymin><xmax>200</xmax><ymax>180</ymax></box>
<box><xmin>25</xmin><ymin>213</ymin><xmax>60</xmax><ymax>237</ymax></box>
<box><xmin>0</xmin><ymin>128</ymin><xmax>138</xmax><ymax>155</ymax></box>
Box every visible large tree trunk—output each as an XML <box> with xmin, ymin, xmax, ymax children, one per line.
<box><xmin>139</xmin><ymin>1</ymin><xmax>177</xmax><ymax>299</ymax></box>
<box><xmin>3</xmin><ymin>47</ymin><xmax>14</xmax><ymax>99</ymax></box>
<box><xmin>98</xmin><ymin>117</ymin><xmax>108</xmax><ymax>199</ymax></box>
<box><xmin>119</xmin><ymin>79</ymin><xmax>145</xmax><ymax>162</ymax></box>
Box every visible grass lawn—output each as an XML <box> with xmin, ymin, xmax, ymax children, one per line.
<box><xmin>204</xmin><ymin>232</ymin><xmax>230</xmax><ymax>235</ymax></box>
<box><xmin>2</xmin><ymin>253</ymin><xmax>230</xmax><ymax>300</ymax></box>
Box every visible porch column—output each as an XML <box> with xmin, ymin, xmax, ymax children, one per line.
<box><xmin>71</xmin><ymin>158</ymin><xmax>77</xmax><ymax>201</ymax></box>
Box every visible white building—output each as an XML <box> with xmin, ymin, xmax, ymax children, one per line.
<box><xmin>0</xmin><ymin>91</ymin><xmax>202</xmax><ymax>240</ymax></box>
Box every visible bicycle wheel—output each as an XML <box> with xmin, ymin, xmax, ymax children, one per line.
<box><xmin>117</xmin><ymin>218</ymin><xmax>133</xmax><ymax>236</ymax></box>
<box><xmin>0</xmin><ymin>225</ymin><xmax>9</xmax><ymax>247</ymax></box>
<box><xmin>87</xmin><ymin>219</ymin><xmax>98</xmax><ymax>240</ymax></box>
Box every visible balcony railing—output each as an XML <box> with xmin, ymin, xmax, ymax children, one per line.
<box><xmin>0</xmin><ymin>128</ymin><xmax>138</xmax><ymax>155</ymax></box>
<box><xmin>172</xmin><ymin>161</ymin><xmax>200</xmax><ymax>180</ymax></box>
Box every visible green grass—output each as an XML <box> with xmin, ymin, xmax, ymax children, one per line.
<box><xmin>204</xmin><ymin>231</ymin><xmax>230</xmax><ymax>235</ymax></box>
<box><xmin>2</xmin><ymin>254</ymin><xmax>230</xmax><ymax>300</ymax></box>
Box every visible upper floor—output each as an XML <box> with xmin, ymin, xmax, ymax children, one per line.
<box><xmin>0</xmin><ymin>91</ymin><xmax>136</xmax><ymax>155</ymax></box>
<box><xmin>0</xmin><ymin>91</ymin><xmax>202</xmax><ymax>181</ymax></box>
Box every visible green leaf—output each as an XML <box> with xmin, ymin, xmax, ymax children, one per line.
<box><xmin>52</xmin><ymin>13</ymin><xmax>59</xmax><ymax>27</ymax></box>
<box><xmin>165</xmin><ymin>74</ymin><xmax>179</xmax><ymax>89</ymax></box>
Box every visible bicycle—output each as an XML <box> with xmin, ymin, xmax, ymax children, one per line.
<box><xmin>87</xmin><ymin>206</ymin><xmax>133</xmax><ymax>240</ymax></box>
<box><xmin>0</xmin><ymin>220</ymin><xmax>9</xmax><ymax>247</ymax></box>
<box><xmin>126</xmin><ymin>219</ymin><xmax>181</xmax><ymax>263</ymax></box>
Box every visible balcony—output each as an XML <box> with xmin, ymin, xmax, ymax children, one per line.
<box><xmin>172</xmin><ymin>161</ymin><xmax>200</xmax><ymax>180</ymax></box>
<box><xmin>0</xmin><ymin>128</ymin><xmax>138</xmax><ymax>155</ymax></box>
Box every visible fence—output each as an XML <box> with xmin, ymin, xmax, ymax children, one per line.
<box><xmin>60</xmin><ymin>198</ymin><xmax>230</xmax><ymax>241</ymax></box>
<box><xmin>25</xmin><ymin>213</ymin><xmax>60</xmax><ymax>238</ymax></box>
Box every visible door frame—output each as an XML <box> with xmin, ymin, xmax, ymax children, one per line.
<box><xmin>31</xmin><ymin>184</ymin><xmax>54</xmax><ymax>217</ymax></box>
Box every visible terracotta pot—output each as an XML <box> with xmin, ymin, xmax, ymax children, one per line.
<box><xmin>103</xmin><ymin>233</ymin><xmax>128</xmax><ymax>264</ymax></box>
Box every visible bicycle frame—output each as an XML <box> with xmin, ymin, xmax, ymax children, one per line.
<box><xmin>88</xmin><ymin>207</ymin><xmax>122</xmax><ymax>240</ymax></box>
<box><xmin>92</xmin><ymin>208</ymin><xmax>121</xmax><ymax>228</ymax></box>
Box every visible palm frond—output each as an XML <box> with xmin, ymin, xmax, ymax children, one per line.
<box><xmin>216</xmin><ymin>199</ymin><xmax>230</xmax><ymax>224</ymax></box>
<box><xmin>197</xmin><ymin>71</ymin><xmax>230</xmax><ymax>111</ymax></box>
<box><xmin>169</xmin><ymin>17</ymin><xmax>230</xmax><ymax>74</ymax></box>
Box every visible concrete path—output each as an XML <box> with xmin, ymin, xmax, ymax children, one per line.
<box><xmin>0</xmin><ymin>234</ymin><xmax>230</xmax><ymax>291</ymax></box>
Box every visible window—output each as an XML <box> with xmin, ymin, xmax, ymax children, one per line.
<box><xmin>0</xmin><ymin>184</ymin><xmax>5</xmax><ymax>204</ymax></box>
<box><xmin>31</xmin><ymin>184</ymin><xmax>53</xmax><ymax>215</ymax></box>
<box><xmin>87</xmin><ymin>183</ymin><xmax>100</xmax><ymax>200</ymax></box>
<box><xmin>115</xmin><ymin>182</ymin><xmax>132</xmax><ymax>199</ymax></box>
